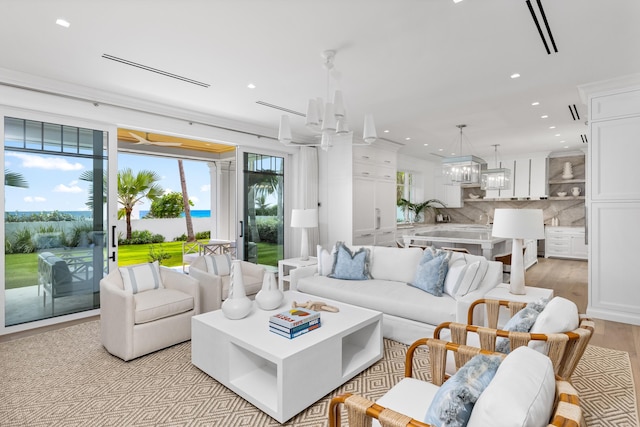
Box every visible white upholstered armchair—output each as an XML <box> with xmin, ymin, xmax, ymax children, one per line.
<box><xmin>189</xmin><ymin>254</ymin><xmax>265</xmax><ymax>313</ymax></box>
<box><xmin>100</xmin><ymin>262</ymin><xmax>200</xmax><ymax>361</ymax></box>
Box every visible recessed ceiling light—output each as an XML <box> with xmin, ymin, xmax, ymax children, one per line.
<box><xmin>247</xmin><ymin>83</ymin><xmax>256</xmax><ymax>89</ymax></box>
<box><xmin>56</xmin><ymin>18</ymin><xmax>70</xmax><ymax>28</ymax></box>
<box><xmin>549</xmin><ymin>126</ymin><xmax>556</xmax><ymax>129</ymax></box>
<box><xmin>453</xmin><ymin>0</ymin><xmax>463</xmax><ymax>3</ymax></box>
<box><xmin>531</xmin><ymin>101</ymin><xmax>540</xmax><ymax>106</ymax></box>
<box><xmin>555</xmin><ymin>133</ymin><xmax>561</xmax><ymax>137</ymax></box>
<box><xmin>541</xmin><ymin>115</ymin><xmax>548</xmax><ymax>119</ymax></box>
<box><xmin>383</xmin><ymin>130</ymin><xmax>390</xmax><ymax>133</ymax></box>
<box><xmin>560</xmin><ymin>140</ymin><xmax>566</xmax><ymax>143</ymax></box>
<box><xmin>405</xmin><ymin>137</ymin><xmax>411</xmax><ymax>141</ymax></box>
<box><xmin>564</xmin><ymin>146</ymin><xmax>569</xmax><ymax>149</ymax></box>
<box><xmin>438</xmin><ymin>148</ymin><xmax>444</xmax><ymax>152</ymax></box>
<box><xmin>451</xmin><ymin>152</ymin><xmax>456</xmax><ymax>155</ymax></box>
<box><xmin>423</xmin><ymin>143</ymin><xmax>429</xmax><ymax>146</ymax></box>
<box><xmin>510</xmin><ymin>73</ymin><xmax>521</xmax><ymax>79</ymax></box>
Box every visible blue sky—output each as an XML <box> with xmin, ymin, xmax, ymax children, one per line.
<box><xmin>5</xmin><ymin>152</ymin><xmax>212</xmax><ymax>214</ymax></box>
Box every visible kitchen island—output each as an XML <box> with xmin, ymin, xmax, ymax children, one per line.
<box><xmin>402</xmin><ymin>225</ymin><xmax>509</xmax><ymax>260</ymax></box>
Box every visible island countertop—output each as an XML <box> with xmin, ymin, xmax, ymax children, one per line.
<box><xmin>402</xmin><ymin>224</ymin><xmax>508</xmax><ymax>259</ymax></box>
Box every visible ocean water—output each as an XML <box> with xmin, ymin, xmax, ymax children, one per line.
<box><xmin>6</xmin><ymin>210</ymin><xmax>211</xmax><ymax>219</ymax></box>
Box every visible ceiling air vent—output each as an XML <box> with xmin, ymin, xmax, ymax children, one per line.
<box><xmin>102</xmin><ymin>54</ymin><xmax>210</xmax><ymax>88</ymax></box>
<box><xmin>581</xmin><ymin>134</ymin><xmax>588</xmax><ymax>143</ymax></box>
<box><xmin>568</xmin><ymin>104</ymin><xmax>581</xmax><ymax>120</ymax></box>
<box><xmin>525</xmin><ymin>0</ymin><xmax>558</xmax><ymax>54</ymax></box>
<box><xmin>255</xmin><ymin>101</ymin><xmax>305</xmax><ymax>117</ymax></box>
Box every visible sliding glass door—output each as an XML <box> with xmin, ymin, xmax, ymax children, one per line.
<box><xmin>240</xmin><ymin>152</ymin><xmax>284</xmax><ymax>266</ymax></box>
<box><xmin>3</xmin><ymin>116</ymin><xmax>110</xmax><ymax>326</ymax></box>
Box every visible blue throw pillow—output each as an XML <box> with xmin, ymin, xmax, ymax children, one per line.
<box><xmin>328</xmin><ymin>242</ymin><xmax>372</xmax><ymax>280</ymax></box>
<box><xmin>495</xmin><ymin>306</ymin><xmax>540</xmax><ymax>354</ymax></box>
<box><xmin>410</xmin><ymin>254</ymin><xmax>449</xmax><ymax>296</ymax></box>
<box><xmin>424</xmin><ymin>354</ymin><xmax>502</xmax><ymax>427</ymax></box>
<box><xmin>420</xmin><ymin>247</ymin><xmax>451</xmax><ymax>264</ymax></box>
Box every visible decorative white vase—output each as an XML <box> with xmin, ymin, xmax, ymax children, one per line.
<box><xmin>562</xmin><ymin>161</ymin><xmax>574</xmax><ymax>179</ymax></box>
<box><xmin>255</xmin><ymin>272</ymin><xmax>283</xmax><ymax>310</ymax></box>
<box><xmin>221</xmin><ymin>260</ymin><xmax>252</xmax><ymax>320</ymax></box>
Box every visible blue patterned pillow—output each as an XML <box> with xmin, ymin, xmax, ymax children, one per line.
<box><xmin>420</xmin><ymin>247</ymin><xmax>451</xmax><ymax>264</ymax></box>
<box><xmin>424</xmin><ymin>354</ymin><xmax>502</xmax><ymax>427</ymax></box>
<box><xmin>410</xmin><ymin>254</ymin><xmax>449</xmax><ymax>296</ymax></box>
<box><xmin>495</xmin><ymin>306</ymin><xmax>540</xmax><ymax>353</ymax></box>
<box><xmin>328</xmin><ymin>242</ymin><xmax>372</xmax><ymax>280</ymax></box>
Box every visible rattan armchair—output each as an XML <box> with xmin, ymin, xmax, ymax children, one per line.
<box><xmin>434</xmin><ymin>298</ymin><xmax>594</xmax><ymax>379</ymax></box>
<box><xmin>328</xmin><ymin>338</ymin><xmax>585</xmax><ymax>427</ymax></box>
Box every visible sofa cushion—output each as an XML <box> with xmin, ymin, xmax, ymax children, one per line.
<box><xmin>134</xmin><ymin>288</ymin><xmax>194</xmax><ymax>324</ymax></box>
<box><xmin>374</xmin><ymin>378</ymin><xmax>440</xmax><ymax>427</ymax></box>
<box><xmin>329</xmin><ymin>242</ymin><xmax>372</xmax><ymax>280</ymax></box>
<box><xmin>468</xmin><ymin>346</ymin><xmax>555</xmax><ymax>427</ymax></box>
<box><xmin>203</xmin><ymin>253</ymin><xmax>232</xmax><ymax>276</ymax></box>
<box><xmin>297</xmin><ymin>275</ymin><xmax>457</xmax><ymax>326</ymax></box>
<box><xmin>370</xmin><ymin>247</ymin><xmax>424</xmax><ymax>284</ymax></box>
<box><xmin>49</xmin><ymin>256</ymin><xmax>73</xmax><ymax>285</ymax></box>
<box><xmin>120</xmin><ymin>261</ymin><xmax>164</xmax><ymax>294</ymax></box>
<box><xmin>410</xmin><ymin>254</ymin><xmax>449</xmax><ymax>296</ymax></box>
<box><xmin>424</xmin><ymin>354</ymin><xmax>502</xmax><ymax>427</ymax></box>
<box><xmin>316</xmin><ymin>244</ymin><xmax>334</xmax><ymax>276</ymax></box>
<box><xmin>443</xmin><ymin>257</ymin><xmax>469</xmax><ymax>296</ymax></box>
<box><xmin>495</xmin><ymin>306</ymin><xmax>540</xmax><ymax>353</ymax></box>
<box><xmin>528</xmin><ymin>297</ymin><xmax>579</xmax><ymax>352</ymax></box>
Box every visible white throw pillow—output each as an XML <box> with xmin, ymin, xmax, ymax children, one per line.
<box><xmin>443</xmin><ymin>259</ymin><xmax>469</xmax><ymax>296</ymax></box>
<box><xmin>316</xmin><ymin>244</ymin><xmax>334</xmax><ymax>276</ymax></box>
<box><xmin>528</xmin><ymin>296</ymin><xmax>579</xmax><ymax>352</ymax></box>
<box><xmin>120</xmin><ymin>261</ymin><xmax>164</xmax><ymax>294</ymax></box>
<box><xmin>204</xmin><ymin>253</ymin><xmax>232</xmax><ymax>276</ymax></box>
<box><xmin>467</xmin><ymin>346</ymin><xmax>555</xmax><ymax>427</ymax></box>
<box><xmin>455</xmin><ymin>261</ymin><xmax>481</xmax><ymax>296</ymax></box>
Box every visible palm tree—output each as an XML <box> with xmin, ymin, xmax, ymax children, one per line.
<box><xmin>4</xmin><ymin>169</ymin><xmax>28</xmax><ymax>188</ymax></box>
<box><xmin>177</xmin><ymin>160</ymin><xmax>195</xmax><ymax>242</ymax></box>
<box><xmin>118</xmin><ymin>168</ymin><xmax>163</xmax><ymax>240</ymax></box>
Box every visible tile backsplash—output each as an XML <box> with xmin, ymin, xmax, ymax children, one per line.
<box><xmin>427</xmin><ymin>199</ymin><xmax>585</xmax><ymax>227</ymax></box>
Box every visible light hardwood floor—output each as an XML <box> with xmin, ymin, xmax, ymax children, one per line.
<box><xmin>2</xmin><ymin>257</ymin><xmax>638</xmax><ymax>408</ymax></box>
<box><xmin>525</xmin><ymin>257</ymin><xmax>640</xmax><ymax>409</ymax></box>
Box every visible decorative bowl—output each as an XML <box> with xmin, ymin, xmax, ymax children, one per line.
<box><xmin>469</xmin><ymin>193</ymin><xmax>481</xmax><ymax>199</ymax></box>
<box><xmin>557</xmin><ymin>191</ymin><xmax>567</xmax><ymax>197</ymax></box>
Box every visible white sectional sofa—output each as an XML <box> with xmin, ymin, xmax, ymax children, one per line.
<box><xmin>292</xmin><ymin>245</ymin><xmax>503</xmax><ymax>345</ymax></box>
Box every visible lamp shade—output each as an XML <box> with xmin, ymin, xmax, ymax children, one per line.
<box><xmin>305</xmin><ymin>99</ymin><xmax>320</xmax><ymax>128</ymax></box>
<box><xmin>290</xmin><ymin>208</ymin><xmax>318</xmax><ymax>229</ymax></box>
<box><xmin>491</xmin><ymin>209</ymin><xmax>545</xmax><ymax>239</ymax></box>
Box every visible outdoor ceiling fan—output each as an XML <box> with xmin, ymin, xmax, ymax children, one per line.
<box><xmin>128</xmin><ymin>132</ymin><xmax>182</xmax><ymax>147</ymax></box>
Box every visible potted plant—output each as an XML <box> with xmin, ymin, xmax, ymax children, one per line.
<box><xmin>397</xmin><ymin>198</ymin><xmax>445</xmax><ymax>223</ymax></box>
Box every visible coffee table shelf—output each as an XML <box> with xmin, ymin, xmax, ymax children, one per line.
<box><xmin>191</xmin><ymin>291</ymin><xmax>383</xmax><ymax>423</ymax></box>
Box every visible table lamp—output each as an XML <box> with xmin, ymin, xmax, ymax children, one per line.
<box><xmin>290</xmin><ymin>208</ymin><xmax>318</xmax><ymax>261</ymax></box>
<box><xmin>491</xmin><ymin>208</ymin><xmax>545</xmax><ymax>295</ymax></box>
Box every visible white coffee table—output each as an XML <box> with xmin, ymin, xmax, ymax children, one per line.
<box><xmin>191</xmin><ymin>291</ymin><xmax>383</xmax><ymax>423</ymax></box>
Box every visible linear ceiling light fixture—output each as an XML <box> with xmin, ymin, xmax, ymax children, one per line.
<box><xmin>101</xmin><ymin>54</ymin><xmax>210</xmax><ymax>88</ymax></box>
<box><xmin>525</xmin><ymin>0</ymin><xmax>558</xmax><ymax>54</ymax></box>
<box><xmin>278</xmin><ymin>50</ymin><xmax>377</xmax><ymax>151</ymax></box>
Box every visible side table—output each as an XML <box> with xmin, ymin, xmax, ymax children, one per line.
<box><xmin>483</xmin><ymin>283</ymin><xmax>554</xmax><ymax>328</ymax></box>
<box><xmin>278</xmin><ymin>257</ymin><xmax>317</xmax><ymax>291</ymax></box>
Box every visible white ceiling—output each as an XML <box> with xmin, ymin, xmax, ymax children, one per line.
<box><xmin>1</xmin><ymin>0</ymin><xmax>639</xmax><ymax>161</ymax></box>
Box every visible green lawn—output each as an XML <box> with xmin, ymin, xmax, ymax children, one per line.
<box><xmin>4</xmin><ymin>241</ymin><xmax>281</xmax><ymax>289</ymax></box>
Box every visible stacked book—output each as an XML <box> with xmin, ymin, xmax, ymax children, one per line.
<box><xmin>269</xmin><ymin>308</ymin><xmax>321</xmax><ymax>339</ymax></box>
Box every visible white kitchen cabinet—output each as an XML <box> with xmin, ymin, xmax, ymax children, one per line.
<box><xmin>524</xmin><ymin>239</ymin><xmax>539</xmax><ymax>269</ymax></box>
<box><xmin>545</xmin><ymin>226</ymin><xmax>587</xmax><ymax>260</ymax></box>
<box><xmin>351</xmin><ymin>144</ymin><xmax>399</xmax><ymax>246</ymax></box>
<box><xmin>580</xmin><ymin>78</ymin><xmax>640</xmax><ymax>326</ymax></box>
<box><xmin>435</xmin><ymin>180</ymin><xmax>463</xmax><ymax>208</ymax></box>
<box><xmin>513</xmin><ymin>156</ymin><xmax>548</xmax><ymax>198</ymax></box>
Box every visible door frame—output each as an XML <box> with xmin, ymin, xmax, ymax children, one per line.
<box><xmin>0</xmin><ymin>106</ymin><xmax>118</xmax><ymax>335</ymax></box>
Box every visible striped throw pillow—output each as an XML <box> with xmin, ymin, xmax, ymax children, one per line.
<box><xmin>119</xmin><ymin>261</ymin><xmax>164</xmax><ymax>294</ymax></box>
<box><xmin>204</xmin><ymin>254</ymin><xmax>232</xmax><ymax>276</ymax></box>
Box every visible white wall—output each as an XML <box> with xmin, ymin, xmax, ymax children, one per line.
<box><xmin>116</xmin><ymin>217</ymin><xmax>213</xmax><ymax>242</ymax></box>
<box><xmin>397</xmin><ymin>153</ymin><xmax>440</xmax><ymax>201</ymax></box>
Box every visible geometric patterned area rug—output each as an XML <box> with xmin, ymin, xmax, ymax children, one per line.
<box><xmin>0</xmin><ymin>321</ymin><xmax>637</xmax><ymax>426</ymax></box>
